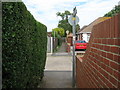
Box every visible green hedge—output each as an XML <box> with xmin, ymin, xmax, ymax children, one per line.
<box><xmin>2</xmin><ymin>2</ymin><xmax>47</xmax><ymax>88</ymax></box>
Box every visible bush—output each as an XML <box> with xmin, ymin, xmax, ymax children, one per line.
<box><xmin>2</xmin><ymin>2</ymin><xmax>47</xmax><ymax>88</ymax></box>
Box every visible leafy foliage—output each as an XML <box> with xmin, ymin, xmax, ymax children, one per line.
<box><xmin>58</xmin><ymin>20</ymin><xmax>72</xmax><ymax>34</ymax></box>
<box><xmin>52</xmin><ymin>28</ymin><xmax>65</xmax><ymax>37</ymax></box>
<box><xmin>51</xmin><ymin>28</ymin><xmax>63</xmax><ymax>48</ymax></box>
<box><xmin>56</xmin><ymin>10</ymin><xmax>71</xmax><ymax>20</ymax></box>
<box><xmin>56</xmin><ymin>10</ymin><xmax>80</xmax><ymax>36</ymax></box>
<box><xmin>56</xmin><ymin>12</ymin><xmax>65</xmax><ymax>20</ymax></box>
<box><xmin>76</xmin><ymin>24</ymin><xmax>80</xmax><ymax>32</ymax></box>
<box><xmin>104</xmin><ymin>5</ymin><xmax>120</xmax><ymax>17</ymax></box>
<box><xmin>2</xmin><ymin>2</ymin><xmax>47</xmax><ymax>88</ymax></box>
<box><xmin>64</xmin><ymin>10</ymin><xmax>71</xmax><ymax>20</ymax></box>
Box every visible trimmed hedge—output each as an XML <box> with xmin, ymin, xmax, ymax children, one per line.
<box><xmin>2</xmin><ymin>2</ymin><xmax>47</xmax><ymax>88</ymax></box>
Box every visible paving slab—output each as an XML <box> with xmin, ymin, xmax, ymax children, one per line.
<box><xmin>55</xmin><ymin>42</ymin><xmax>67</xmax><ymax>53</ymax></box>
<box><xmin>38</xmin><ymin>55</ymin><xmax>73</xmax><ymax>88</ymax></box>
<box><xmin>45</xmin><ymin>56</ymin><xmax>72</xmax><ymax>71</ymax></box>
<box><xmin>38</xmin><ymin>71</ymin><xmax>72</xmax><ymax>88</ymax></box>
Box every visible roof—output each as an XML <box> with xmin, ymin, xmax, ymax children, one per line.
<box><xmin>80</xmin><ymin>17</ymin><xmax>111</xmax><ymax>33</ymax></box>
<box><xmin>78</xmin><ymin>25</ymin><xmax>88</xmax><ymax>32</ymax></box>
<box><xmin>47</xmin><ymin>32</ymin><xmax>52</xmax><ymax>37</ymax></box>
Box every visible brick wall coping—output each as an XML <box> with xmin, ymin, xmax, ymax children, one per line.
<box><xmin>76</xmin><ymin>55</ymin><xmax>83</xmax><ymax>62</ymax></box>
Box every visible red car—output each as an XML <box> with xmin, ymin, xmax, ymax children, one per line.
<box><xmin>75</xmin><ymin>40</ymin><xmax>87</xmax><ymax>50</ymax></box>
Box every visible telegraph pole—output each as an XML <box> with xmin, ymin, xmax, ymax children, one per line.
<box><xmin>68</xmin><ymin>7</ymin><xmax>79</xmax><ymax>88</ymax></box>
<box><xmin>72</xmin><ymin>7</ymin><xmax>77</xmax><ymax>88</ymax></box>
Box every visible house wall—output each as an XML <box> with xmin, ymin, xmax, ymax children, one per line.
<box><xmin>82</xmin><ymin>33</ymin><xmax>91</xmax><ymax>42</ymax></box>
<box><xmin>87</xmin><ymin>33</ymin><xmax>91</xmax><ymax>42</ymax></box>
<box><xmin>82</xmin><ymin>33</ymin><xmax>87</xmax><ymax>42</ymax></box>
<box><xmin>76</xmin><ymin>14</ymin><xmax>120</xmax><ymax>88</ymax></box>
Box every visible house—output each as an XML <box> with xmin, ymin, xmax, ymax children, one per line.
<box><xmin>77</xmin><ymin>17</ymin><xmax>111</xmax><ymax>42</ymax></box>
<box><xmin>76</xmin><ymin>25</ymin><xmax>88</xmax><ymax>41</ymax></box>
<box><xmin>47</xmin><ymin>32</ymin><xmax>52</xmax><ymax>37</ymax></box>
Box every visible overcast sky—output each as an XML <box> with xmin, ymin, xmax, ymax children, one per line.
<box><xmin>22</xmin><ymin>0</ymin><xmax>119</xmax><ymax>32</ymax></box>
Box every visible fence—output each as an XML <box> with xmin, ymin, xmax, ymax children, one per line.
<box><xmin>53</xmin><ymin>38</ymin><xmax>58</xmax><ymax>51</ymax></box>
<box><xmin>76</xmin><ymin>14</ymin><xmax>120</xmax><ymax>88</ymax></box>
<box><xmin>47</xmin><ymin>37</ymin><xmax>58</xmax><ymax>53</ymax></box>
<box><xmin>47</xmin><ymin>36</ymin><xmax>52</xmax><ymax>53</ymax></box>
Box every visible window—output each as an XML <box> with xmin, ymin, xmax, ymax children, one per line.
<box><xmin>87</xmin><ymin>33</ymin><xmax>90</xmax><ymax>42</ymax></box>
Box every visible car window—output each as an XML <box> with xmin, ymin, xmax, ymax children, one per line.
<box><xmin>76</xmin><ymin>40</ymin><xmax>86</xmax><ymax>43</ymax></box>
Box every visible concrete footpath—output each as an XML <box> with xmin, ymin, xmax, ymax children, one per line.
<box><xmin>38</xmin><ymin>54</ymin><xmax>73</xmax><ymax>88</ymax></box>
<box><xmin>45</xmin><ymin>55</ymin><xmax>72</xmax><ymax>71</ymax></box>
<box><xmin>55</xmin><ymin>41</ymin><xmax>67</xmax><ymax>53</ymax></box>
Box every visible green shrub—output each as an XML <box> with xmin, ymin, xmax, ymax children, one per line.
<box><xmin>2</xmin><ymin>2</ymin><xmax>47</xmax><ymax>88</ymax></box>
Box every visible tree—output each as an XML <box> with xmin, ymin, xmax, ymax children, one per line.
<box><xmin>56</xmin><ymin>10</ymin><xmax>72</xmax><ymax>36</ymax></box>
<box><xmin>104</xmin><ymin>5</ymin><xmax>120</xmax><ymax>17</ymax></box>
<box><xmin>56</xmin><ymin>12</ymin><xmax>65</xmax><ymax>20</ymax></box>
<box><xmin>58</xmin><ymin>20</ymin><xmax>72</xmax><ymax>35</ymax></box>
<box><xmin>56</xmin><ymin>10</ymin><xmax>80</xmax><ymax>36</ymax></box>
<box><xmin>58</xmin><ymin>19</ymin><xmax>80</xmax><ymax>35</ymax></box>
<box><xmin>64</xmin><ymin>10</ymin><xmax>71</xmax><ymax>20</ymax></box>
<box><xmin>52</xmin><ymin>27</ymin><xmax>65</xmax><ymax>37</ymax></box>
<box><xmin>56</xmin><ymin>10</ymin><xmax>72</xmax><ymax>20</ymax></box>
<box><xmin>76</xmin><ymin>24</ymin><xmax>80</xmax><ymax>32</ymax></box>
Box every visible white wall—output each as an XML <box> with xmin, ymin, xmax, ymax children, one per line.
<box><xmin>82</xmin><ymin>33</ymin><xmax>91</xmax><ymax>42</ymax></box>
<box><xmin>47</xmin><ymin>36</ymin><xmax>53</xmax><ymax>53</ymax></box>
<box><xmin>82</xmin><ymin>33</ymin><xmax>88</xmax><ymax>42</ymax></box>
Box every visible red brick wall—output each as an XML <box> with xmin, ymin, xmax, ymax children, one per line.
<box><xmin>76</xmin><ymin>14</ymin><xmax>120</xmax><ymax>88</ymax></box>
